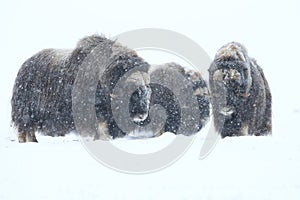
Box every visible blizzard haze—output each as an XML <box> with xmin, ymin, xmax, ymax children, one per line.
<box><xmin>1</xmin><ymin>0</ymin><xmax>300</xmax><ymax>199</ymax></box>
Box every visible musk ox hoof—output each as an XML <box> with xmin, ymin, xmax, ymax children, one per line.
<box><xmin>18</xmin><ymin>132</ymin><xmax>38</xmax><ymax>143</ymax></box>
<box><xmin>209</xmin><ymin>42</ymin><xmax>272</xmax><ymax>138</ymax></box>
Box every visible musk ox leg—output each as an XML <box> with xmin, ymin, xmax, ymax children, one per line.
<box><xmin>94</xmin><ymin>121</ymin><xmax>112</xmax><ymax>141</ymax></box>
<box><xmin>18</xmin><ymin>131</ymin><xmax>38</xmax><ymax>143</ymax></box>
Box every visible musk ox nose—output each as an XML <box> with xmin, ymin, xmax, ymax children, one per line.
<box><xmin>240</xmin><ymin>78</ymin><xmax>251</xmax><ymax>97</ymax></box>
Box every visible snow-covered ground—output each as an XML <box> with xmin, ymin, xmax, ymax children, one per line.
<box><xmin>1</xmin><ymin>117</ymin><xmax>300</xmax><ymax>200</ymax></box>
<box><xmin>1</xmin><ymin>0</ymin><xmax>300</xmax><ymax>199</ymax></box>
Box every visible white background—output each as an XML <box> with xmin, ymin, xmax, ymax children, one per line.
<box><xmin>1</xmin><ymin>0</ymin><xmax>300</xmax><ymax>199</ymax></box>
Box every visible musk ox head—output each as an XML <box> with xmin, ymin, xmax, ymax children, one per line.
<box><xmin>209</xmin><ymin>42</ymin><xmax>253</xmax><ymax>121</ymax></box>
<box><xmin>209</xmin><ymin>42</ymin><xmax>252</xmax><ymax>99</ymax></box>
<box><xmin>129</xmin><ymin>85</ymin><xmax>152</xmax><ymax>123</ymax></box>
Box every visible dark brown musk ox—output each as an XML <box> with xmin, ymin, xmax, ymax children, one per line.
<box><xmin>209</xmin><ymin>42</ymin><xmax>272</xmax><ymax>138</ymax></box>
<box><xmin>128</xmin><ymin>63</ymin><xmax>210</xmax><ymax>138</ymax></box>
<box><xmin>11</xmin><ymin>35</ymin><xmax>151</xmax><ymax>142</ymax></box>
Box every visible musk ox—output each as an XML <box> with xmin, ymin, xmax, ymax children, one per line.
<box><xmin>128</xmin><ymin>63</ymin><xmax>210</xmax><ymax>138</ymax></box>
<box><xmin>209</xmin><ymin>42</ymin><xmax>272</xmax><ymax>138</ymax></box>
<box><xmin>11</xmin><ymin>35</ymin><xmax>151</xmax><ymax>142</ymax></box>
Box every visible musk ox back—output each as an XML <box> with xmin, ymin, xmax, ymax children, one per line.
<box><xmin>209</xmin><ymin>42</ymin><xmax>272</xmax><ymax>138</ymax></box>
<box><xmin>11</xmin><ymin>35</ymin><xmax>151</xmax><ymax>142</ymax></box>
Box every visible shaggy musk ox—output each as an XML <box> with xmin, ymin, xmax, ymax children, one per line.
<box><xmin>128</xmin><ymin>63</ymin><xmax>210</xmax><ymax>138</ymax></box>
<box><xmin>209</xmin><ymin>42</ymin><xmax>272</xmax><ymax>138</ymax></box>
<box><xmin>11</xmin><ymin>35</ymin><xmax>151</xmax><ymax>142</ymax></box>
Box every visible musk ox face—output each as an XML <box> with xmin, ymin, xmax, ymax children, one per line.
<box><xmin>211</xmin><ymin>42</ymin><xmax>252</xmax><ymax>98</ymax></box>
<box><xmin>129</xmin><ymin>85</ymin><xmax>152</xmax><ymax>123</ymax></box>
<box><xmin>209</xmin><ymin>42</ymin><xmax>272</xmax><ymax>137</ymax></box>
